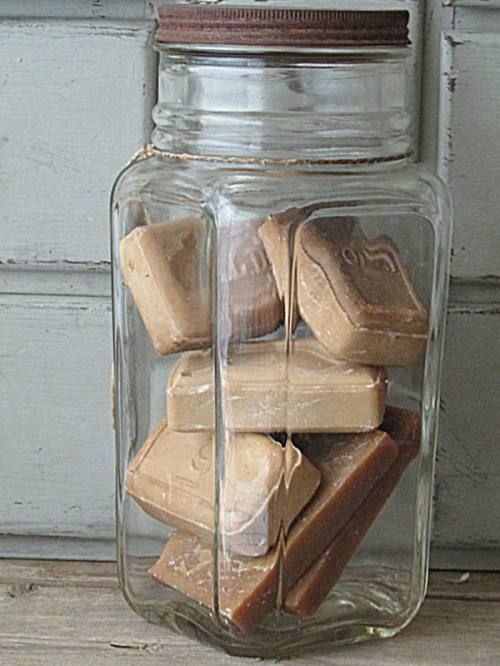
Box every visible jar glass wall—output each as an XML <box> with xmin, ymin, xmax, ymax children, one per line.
<box><xmin>111</xmin><ymin>8</ymin><xmax>452</xmax><ymax>658</ymax></box>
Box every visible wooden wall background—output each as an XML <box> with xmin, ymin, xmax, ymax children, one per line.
<box><xmin>0</xmin><ymin>0</ymin><xmax>498</xmax><ymax>568</ymax></box>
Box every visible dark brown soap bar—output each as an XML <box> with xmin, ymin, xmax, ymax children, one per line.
<box><xmin>285</xmin><ymin>406</ymin><xmax>421</xmax><ymax>618</ymax></box>
<box><xmin>149</xmin><ymin>429</ymin><xmax>397</xmax><ymax>633</ymax></box>
<box><xmin>381</xmin><ymin>404</ymin><xmax>421</xmax><ymax>444</ymax></box>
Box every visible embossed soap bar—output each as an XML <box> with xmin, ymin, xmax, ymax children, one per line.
<box><xmin>285</xmin><ymin>406</ymin><xmax>421</xmax><ymax>617</ymax></box>
<box><xmin>125</xmin><ymin>420</ymin><xmax>320</xmax><ymax>557</ymax></box>
<box><xmin>259</xmin><ymin>209</ymin><xmax>352</xmax><ymax>329</ymax></box>
<box><xmin>297</xmin><ymin>218</ymin><xmax>428</xmax><ymax>366</ymax></box>
<box><xmin>120</xmin><ymin>218</ymin><xmax>282</xmax><ymax>355</ymax></box>
<box><xmin>258</xmin><ymin>207</ymin><xmax>306</xmax><ymax>327</ymax></box>
<box><xmin>167</xmin><ymin>338</ymin><xmax>387</xmax><ymax>433</ymax></box>
<box><xmin>149</xmin><ymin>429</ymin><xmax>398</xmax><ymax>633</ymax></box>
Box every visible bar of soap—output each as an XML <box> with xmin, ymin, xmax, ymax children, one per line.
<box><xmin>125</xmin><ymin>420</ymin><xmax>320</xmax><ymax>557</ymax></box>
<box><xmin>259</xmin><ymin>209</ymin><xmax>353</xmax><ymax>329</ymax></box>
<box><xmin>166</xmin><ymin>338</ymin><xmax>387</xmax><ymax>433</ymax></box>
<box><xmin>149</xmin><ymin>429</ymin><xmax>398</xmax><ymax>633</ymax></box>
<box><xmin>285</xmin><ymin>406</ymin><xmax>421</xmax><ymax>618</ymax></box>
<box><xmin>297</xmin><ymin>218</ymin><xmax>428</xmax><ymax>366</ymax></box>
<box><xmin>381</xmin><ymin>404</ymin><xmax>421</xmax><ymax>444</ymax></box>
<box><xmin>120</xmin><ymin>218</ymin><xmax>282</xmax><ymax>355</ymax></box>
<box><xmin>258</xmin><ymin>208</ymin><xmax>306</xmax><ymax>328</ymax></box>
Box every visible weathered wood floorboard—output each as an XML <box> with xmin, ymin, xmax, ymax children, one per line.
<box><xmin>0</xmin><ymin>560</ymin><xmax>499</xmax><ymax>665</ymax></box>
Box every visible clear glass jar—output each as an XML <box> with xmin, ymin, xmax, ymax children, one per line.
<box><xmin>111</xmin><ymin>7</ymin><xmax>452</xmax><ymax>658</ymax></box>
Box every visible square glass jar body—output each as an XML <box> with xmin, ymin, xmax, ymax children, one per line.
<box><xmin>111</xmin><ymin>153</ymin><xmax>451</xmax><ymax>657</ymax></box>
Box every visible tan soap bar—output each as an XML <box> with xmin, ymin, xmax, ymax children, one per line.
<box><xmin>167</xmin><ymin>338</ymin><xmax>387</xmax><ymax>433</ymax></box>
<box><xmin>125</xmin><ymin>420</ymin><xmax>320</xmax><ymax>557</ymax></box>
<box><xmin>149</xmin><ymin>429</ymin><xmax>398</xmax><ymax>633</ymax></box>
<box><xmin>297</xmin><ymin>218</ymin><xmax>428</xmax><ymax>366</ymax></box>
<box><xmin>258</xmin><ymin>207</ymin><xmax>306</xmax><ymax>328</ymax></box>
<box><xmin>259</xmin><ymin>209</ymin><xmax>353</xmax><ymax>329</ymax></box>
<box><xmin>285</xmin><ymin>406</ymin><xmax>421</xmax><ymax>617</ymax></box>
<box><xmin>120</xmin><ymin>218</ymin><xmax>282</xmax><ymax>355</ymax></box>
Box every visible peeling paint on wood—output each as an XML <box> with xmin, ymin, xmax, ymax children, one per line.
<box><xmin>446</xmin><ymin>0</ymin><xmax>500</xmax><ymax>7</ymax></box>
<box><xmin>435</xmin><ymin>309</ymin><xmax>500</xmax><ymax>551</ymax></box>
<box><xmin>439</xmin><ymin>32</ymin><xmax>500</xmax><ymax>279</ymax></box>
<box><xmin>0</xmin><ymin>263</ymin><xmax>111</xmax><ymax>298</ymax></box>
<box><xmin>0</xmin><ymin>296</ymin><xmax>114</xmax><ymax>541</ymax></box>
<box><xmin>0</xmin><ymin>0</ymin><xmax>154</xmax><ymax>19</ymax></box>
<box><xmin>0</xmin><ymin>21</ymin><xmax>156</xmax><ymax>264</ymax></box>
<box><xmin>1</xmin><ymin>3</ymin><xmax>500</xmax><ymax>570</ymax></box>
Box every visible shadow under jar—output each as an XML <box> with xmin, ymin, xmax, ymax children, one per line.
<box><xmin>110</xmin><ymin>6</ymin><xmax>452</xmax><ymax>658</ymax></box>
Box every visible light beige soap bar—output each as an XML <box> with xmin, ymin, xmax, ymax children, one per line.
<box><xmin>297</xmin><ymin>218</ymin><xmax>428</xmax><ymax>366</ymax></box>
<box><xmin>167</xmin><ymin>338</ymin><xmax>387</xmax><ymax>433</ymax></box>
<box><xmin>259</xmin><ymin>208</ymin><xmax>352</xmax><ymax>329</ymax></box>
<box><xmin>125</xmin><ymin>420</ymin><xmax>320</xmax><ymax>557</ymax></box>
<box><xmin>258</xmin><ymin>207</ymin><xmax>306</xmax><ymax>328</ymax></box>
<box><xmin>149</xmin><ymin>429</ymin><xmax>398</xmax><ymax>634</ymax></box>
<box><xmin>120</xmin><ymin>218</ymin><xmax>282</xmax><ymax>355</ymax></box>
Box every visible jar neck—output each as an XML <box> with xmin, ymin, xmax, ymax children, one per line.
<box><xmin>152</xmin><ymin>48</ymin><xmax>413</xmax><ymax>164</ymax></box>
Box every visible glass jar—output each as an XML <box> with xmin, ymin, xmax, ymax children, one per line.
<box><xmin>111</xmin><ymin>7</ymin><xmax>452</xmax><ymax>658</ymax></box>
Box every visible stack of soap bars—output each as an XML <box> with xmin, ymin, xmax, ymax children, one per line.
<box><xmin>120</xmin><ymin>212</ymin><xmax>425</xmax><ymax>634</ymax></box>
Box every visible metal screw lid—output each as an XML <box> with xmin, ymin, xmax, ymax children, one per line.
<box><xmin>156</xmin><ymin>6</ymin><xmax>410</xmax><ymax>48</ymax></box>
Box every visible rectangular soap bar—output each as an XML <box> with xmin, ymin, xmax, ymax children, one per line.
<box><xmin>166</xmin><ymin>338</ymin><xmax>387</xmax><ymax>433</ymax></box>
<box><xmin>258</xmin><ymin>208</ymin><xmax>351</xmax><ymax>329</ymax></box>
<box><xmin>125</xmin><ymin>420</ymin><xmax>320</xmax><ymax>557</ymax></box>
<box><xmin>284</xmin><ymin>406</ymin><xmax>421</xmax><ymax>618</ymax></box>
<box><xmin>149</xmin><ymin>429</ymin><xmax>398</xmax><ymax>633</ymax></box>
<box><xmin>258</xmin><ymin>208</ymin><xmax>305</xmax><ymax>328</ymax></box>
<box><xmin>120</xmin><ymin>217</ymin><xmax>282</xmax><ymax>355</ymax></box>
<box><xmin>297</xmin><ymin>218</ymin><xmax>428</xmax><ymax>366</ymax></box>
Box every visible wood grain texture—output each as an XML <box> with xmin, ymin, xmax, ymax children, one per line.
<box><xmin>0</xmin><ymin>560</ymin><xmax>499</xmax><ymax>665</ymax></box>
<box><xmin>0</xmin><ymin>535</ymin><xmax>116</xmax><ymax>562</ymax></box>
<box><xmin>439</xmin><ymin>31</ymin><xmax>500</xmax><ymax>279</ymax></box>
<box><xmin>0</xmin><ymin>20</ymin><xmax>155</xmax><ymax>264</ymax></box>
<box><xmin>0</xmin><ymin>296</ymin><xmax>115</xmax><ymax>541</ymax></box>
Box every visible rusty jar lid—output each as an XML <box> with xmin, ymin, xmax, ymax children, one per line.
<box><xmin>156</xmin><ymin>6</ymin><xmax>410</xmax><ymax>49</ymax></box>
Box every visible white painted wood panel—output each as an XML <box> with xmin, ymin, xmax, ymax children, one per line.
<box><xmin>0</xmin><ymin>295</ymin><xmax>114</xmax><ymax>542</ymax></box>
<box><xmin>0</xmin><ymin>263</ymin><xmax>110</xmax><ymax>298</ymax></box>
<box><xmin>0</xmin><ymin>0</ymin><xmax>152</xmax><ymax>19</ymax></box>
<box><xmin>434</xmin><ymin>304</ymin><xmax>500</xmax><ymax>553</ymax></box>
<box><xmin>1</xmin><ymin>288</ymin><xmax>498</xmax><ymax>566</ymax></box>
<box><xmin>1</xmin><ymin>2</ymin><xmax>499</xmax><ymax>569</ymax></box>
<box><xmin>445</xmin><ymin>0</ymin><xmax>500</xmax><ymax>7</ymax></box>
<box><xmin>0</xmin><ymin>21</ymin><xmax>154</xmax><ymax>264</ymax></box>
<box><xmin>456</xmin><ymin>7</ymin><xmax>500</xmax><ymax>31</ymax></box>
<box><xmin>439</xmin><ymin>31</ymin><xmax>500</xmax><ymax>279</ymax></box>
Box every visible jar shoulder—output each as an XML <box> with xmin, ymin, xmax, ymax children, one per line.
<box><xmin>208</xmin><ymin>163</ymin><xmax>451</xmax><ymax>218</ymax></box>
<box><xmin>389</xmin><ymin>163</ymin><xmax>451</xmax><ymax>208</ymax></box>
<box><xmin>111</xmin><ymin>153</ymin><xmax>218</xmax><ymax>206</ymax></box>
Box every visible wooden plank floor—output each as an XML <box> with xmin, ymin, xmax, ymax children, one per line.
<box><xmin>0</xmin><ymin>560</ymin><xmax>499</xmax><ymax>665</ymax></box>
